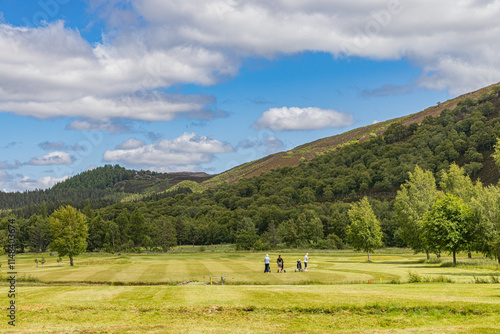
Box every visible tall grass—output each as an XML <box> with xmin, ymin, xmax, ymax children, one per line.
<box><xmin>441</xmin><ymin>258</ymin><xmax>500</xmax><ymax>270</ymax></box>
<box><xmin>407</xmin><ymin>271</ymin><xmax>454</xmax><ymax>283</ymax></box>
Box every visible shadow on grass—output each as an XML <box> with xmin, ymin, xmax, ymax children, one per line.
<box><xmin>403</xmin><ymin>265</ymin><xmax>445</xmax><ymax>269</ymax></box>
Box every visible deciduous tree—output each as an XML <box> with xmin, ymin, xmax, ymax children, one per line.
<box><xmin>421</xmin><ymin>194</ymin><xmax>473</xmax><ymax>265</ymax></box>
<box><xmin>49</xmin><ymin>205</ymin><xmax>88</xmax><ymax>266</ymax></box>
<box><xmin>394</xmin><ymin>166</ymin><xmax>438</xmax><ymax>259</ymax></box>
<box><xmin>347</xmin><ymin>197</ymin><xmax>383</xmax><ymax>261</ymax></box>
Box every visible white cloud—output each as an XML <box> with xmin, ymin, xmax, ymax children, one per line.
<box><xmin>0</xmin><ymin>22</ymin><xmax>233</xmax><ymax>122</ymax></box>
<box><xmin>134</xmin><ymin>0</ymin><xmax>500</xmax><ymax>94</ymax></box>
<box><xmin>254</xmin><ymin>107</ymin><xmax>353</xmax><ymax>131</ymax></box>
<box><xmin>116</xmin><ymin>138</ymin><xmax>147</xmax><ymax>149</ymax></box>
<box><xmin>28</xmin><ymin>151</ymin><xmax>74</xmax><ymax>166</ymax></box>
<box><xmin>66</xmin><ymin>120</ymin><xmax>131</xmax><ymax>134</ymax></box>
<box><xmin>103</xmin><ymin>132</ymin><xmax>233</xmax><ymax>168</ymax></box>
<box><xmin>7</xmin><ymin>175</ymin><xmax>68</xmax><ymax>192</ymax></box>
<box><xmin>1</xmin><ymin>0</ymin><xmax>500</xmax><ymax>123</ymax></box>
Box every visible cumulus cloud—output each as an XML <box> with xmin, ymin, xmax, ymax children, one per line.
<box><xmin>0</xmin><ymin>21</ymin><xmax>234</xmax><ymax>122</ymax></box>
<box><xmin>116</xmin><ymin>138</ymin><xmax>147</xmax><ymax>149</ymax></box>
<box><xmin>254</xmin><ymin>107</ymin><xmax>353</xmax><ymax>131</ymax></box>
<box><xmin>1</xmin><ymin>0</ymin><xmax>500</xmax><ymax>123</ymax></box>
<box><xmin>28</xmin><ymin>151</ymin><xmax>74</xmax><ymax>166</ymax></box>
<box><xmin>7</xmin><ymin>175</ymin><xmax>68</xmax><ymax>192</ymax></box>
<box><xmin>103</xmin><ymin>132</ymin><xmax>233</xmax><ymax>168</ymax></box>
<box><xmin>129</xmin><ymin>0</ymin><xmax>500</xmax><ymax>94</ymax></box>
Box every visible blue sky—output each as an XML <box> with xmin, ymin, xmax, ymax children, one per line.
<box><xmin>0</xmin><ymin>0</ymin><xmax>499</xmax><ymax>192</ymax></box>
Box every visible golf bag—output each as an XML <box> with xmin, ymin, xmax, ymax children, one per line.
<box><xmin>295</xmin><ymin>259</ymin><xmax>303</xmax><ymax>272</ymax></box>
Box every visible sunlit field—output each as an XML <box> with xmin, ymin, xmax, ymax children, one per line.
<box><xmin>8</xmin><ymin>247</ymin><xmax>500</xmax><ymax>285</ymax></box>
<box><xmin>2</xmin><ymin>248</ymin><xmax>500</xmax><ymax>333</ymax></box>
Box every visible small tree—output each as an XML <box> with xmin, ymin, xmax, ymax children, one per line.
<box><xmin>49</xmin><ymin>205</ymin><xmax>89</xmax><ymax>266</ymax></box>
<box><xmin>34</xmin><ymin>258</ymin><xmax>38</xmax><ymax>267</ymax></box>
<box><xmin>347</xmin><ymin>197</ymin><xmax>383</xmax><ymax>261</ymax></box>
<box><xmin>40</xmin><ymin>257</ymin><xmax>46</xmax><ymax>268</ymax></box>
<box><xmin>394</xmin><ymin>166</ymin><xmax>438</xmax><ymax>259</ymax></box>
<box><xmin>421</xmin><ymin>194</ymin><xmax>473</xmax><ymax>265</ymax></box>
<box><xmin>57</xmin><ymin>257</ymin><xmax>62</xmax><ymax>266</ymax></box>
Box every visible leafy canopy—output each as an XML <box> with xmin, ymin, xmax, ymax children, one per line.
<box><xmin>347</xmin><ymin>197</ymin><xmax>383</xmax><ymax>260</ymax></box>
<box><xmin>49</xmin><ymin>205</ymin><xmax>88</xmax><ymax>266</ymax></box>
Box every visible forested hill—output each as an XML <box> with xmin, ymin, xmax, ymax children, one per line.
<box><xmin>0</xmin><ymin>165</ymin><xmax>213</xmax><ymax>216</ymax></box>
<box><xmin>86</xmin><ymin>83</ymin><xmax>500</xmax><ymax>251</ymax></box>
<box><xmin>204</xmin><ymin>82</ymin><xmax>500</xmax><ymax>187</ymax></box>
<box><xmin>1</xmin><ymin>82</ymin><xmax>500</xmax><ymax>221</ymax></box>
<box><xmin>4</xmin><ymin>83</ymin><xmax>500</xmax><ymax>253</ymax></box>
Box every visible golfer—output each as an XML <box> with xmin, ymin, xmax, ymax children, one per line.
<box><xmin>304</xmin><ymin>253</ymin><xmax>309</xmax><ymax>271</ymax></box>
<box><xmin>277</xmin><ymin>255</ymin><xmax>284</xmax><ymax>273</ymax></box>
<box><xmin>264</xmin><ymin>254</ymin><xmax>270</xmax><ymax>273</ymax></box>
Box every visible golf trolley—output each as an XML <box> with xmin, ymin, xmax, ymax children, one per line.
<box><xmin>295</xmin><ymin>259</ymin><xmax>304</xmax><ymax>272</ymax></box>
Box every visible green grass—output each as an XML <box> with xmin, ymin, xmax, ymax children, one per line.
<box><xmin>4</xmin><ymin>249</ymin><xmax>500</xmax><ymax>285</ymax></box>
<box><xmin>2</xmin><ymin>284</ymin><xmax>500</xmax><ymax>333</ymax></box>
<box><xmin>2</xmin><ymin>249</ymin><xmax>500</xmax><ymax>333</ymax></box>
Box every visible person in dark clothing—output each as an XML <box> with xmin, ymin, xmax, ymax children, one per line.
<box><xmin>277</xmin><ymin>255</ymin><xmax>284</xmax><ymax>273</ymax></box>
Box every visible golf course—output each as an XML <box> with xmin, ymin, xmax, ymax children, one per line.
<box><xmin>2</xmin><ymin>248</ymin><xmax>500</xmax><ymax>333</ymax></box>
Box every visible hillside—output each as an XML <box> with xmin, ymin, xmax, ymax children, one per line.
<box><xmin>5</xmin><ymin>82</ymin><xmax>500</xmax><ymax>253</ymax></box>
<box><xmin>204</xmin><ymin>82</ymin><xmax>500</xmax><ymax>187</ymax></box>
<box><xmin>0</xmin><ymin>166</ymin><xmax>213</xmax><ymax>216</ymax></box>
<box><xmin>1</xmin><ymin>82</ymin><xmax>499</xmax><ymax>220</ymax></box>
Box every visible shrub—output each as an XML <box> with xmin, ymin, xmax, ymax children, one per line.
<box><xmin>407</xmin><ymin>271</ymin><xmax>422</xmax><ymax>283</ymax></box>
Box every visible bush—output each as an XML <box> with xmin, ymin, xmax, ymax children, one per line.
<box><xmin>407</xmin><ymin>271</ymin><xmax>422</xmax><ymax>283</ymax></box>
<box><xmin>326</xmin><ymin>233</ymin><xmax>344</xmax><ymax>250</ymax></box>
<box><xmin>253</xmin><ymin>239</ymin><xmax>266</xmax><ymax>251</ymax></box>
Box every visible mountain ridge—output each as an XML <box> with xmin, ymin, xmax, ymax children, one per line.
<box><xmin>203</xmin><ymin>82</ymin><xmax>500</xmax><ymax>187</ymax></box>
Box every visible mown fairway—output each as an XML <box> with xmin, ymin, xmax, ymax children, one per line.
<box><xmin>9</xmin><ymin>248</ymin><xmax>500</xmax><ymax>284</ymax></box>
<box><xmin>2</xmin><ymin>249</ymin><xmax>500</xmax><ymax>333</ymax></box>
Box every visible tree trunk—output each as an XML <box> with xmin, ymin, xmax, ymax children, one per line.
<box><xmin>70</xmin><ymin>255</ymin><xmax>74</xmax><ymax>266</ymax></box>
<box><xmin>367</xmin><ymin>250</ymin><xmax>370</xmax><ymax>261</ymax></box>
<box><xmin>426</xmin><ymin>250</ymin><xmax>430</xmax><ymax>260</ymax></box>
<box><xmin>468</xmin><ymin>252</ymin><xmax>472</xmax><ymax>259</ymax></box>
<box><xmin>453</xmin><ymin>251</ymin><xmax>456</xmax><ymax>265</ymax></box>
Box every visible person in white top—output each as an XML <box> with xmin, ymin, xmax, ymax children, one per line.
<box><xmin>264</xmin><ymin>254</ymin><xmax>270</xmax><ymax>273</ymax></box>
<box><xmin>304</xmin><ymin>253</ymin><xmax>309</xmax><ymax>271</ymax></box>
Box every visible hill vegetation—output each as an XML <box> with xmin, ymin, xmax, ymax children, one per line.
<box><xmin>2</xmin><ymin>83</ymin><xmax>500</xmax><ymax>258</ymax></box>
<box><xmin>0</xmin><ymin>165</ymin><xmax>213</xmax><ymax>217</ymax></box>
<box><xmin>2</xmin><ymin>83</ymin><xmax>500</xmax><ymax>260</ymax></box>
<box><xmin>203</xmin><ymin>82</ymin><xmax>500</xmax><ymax>187</ymax></box>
